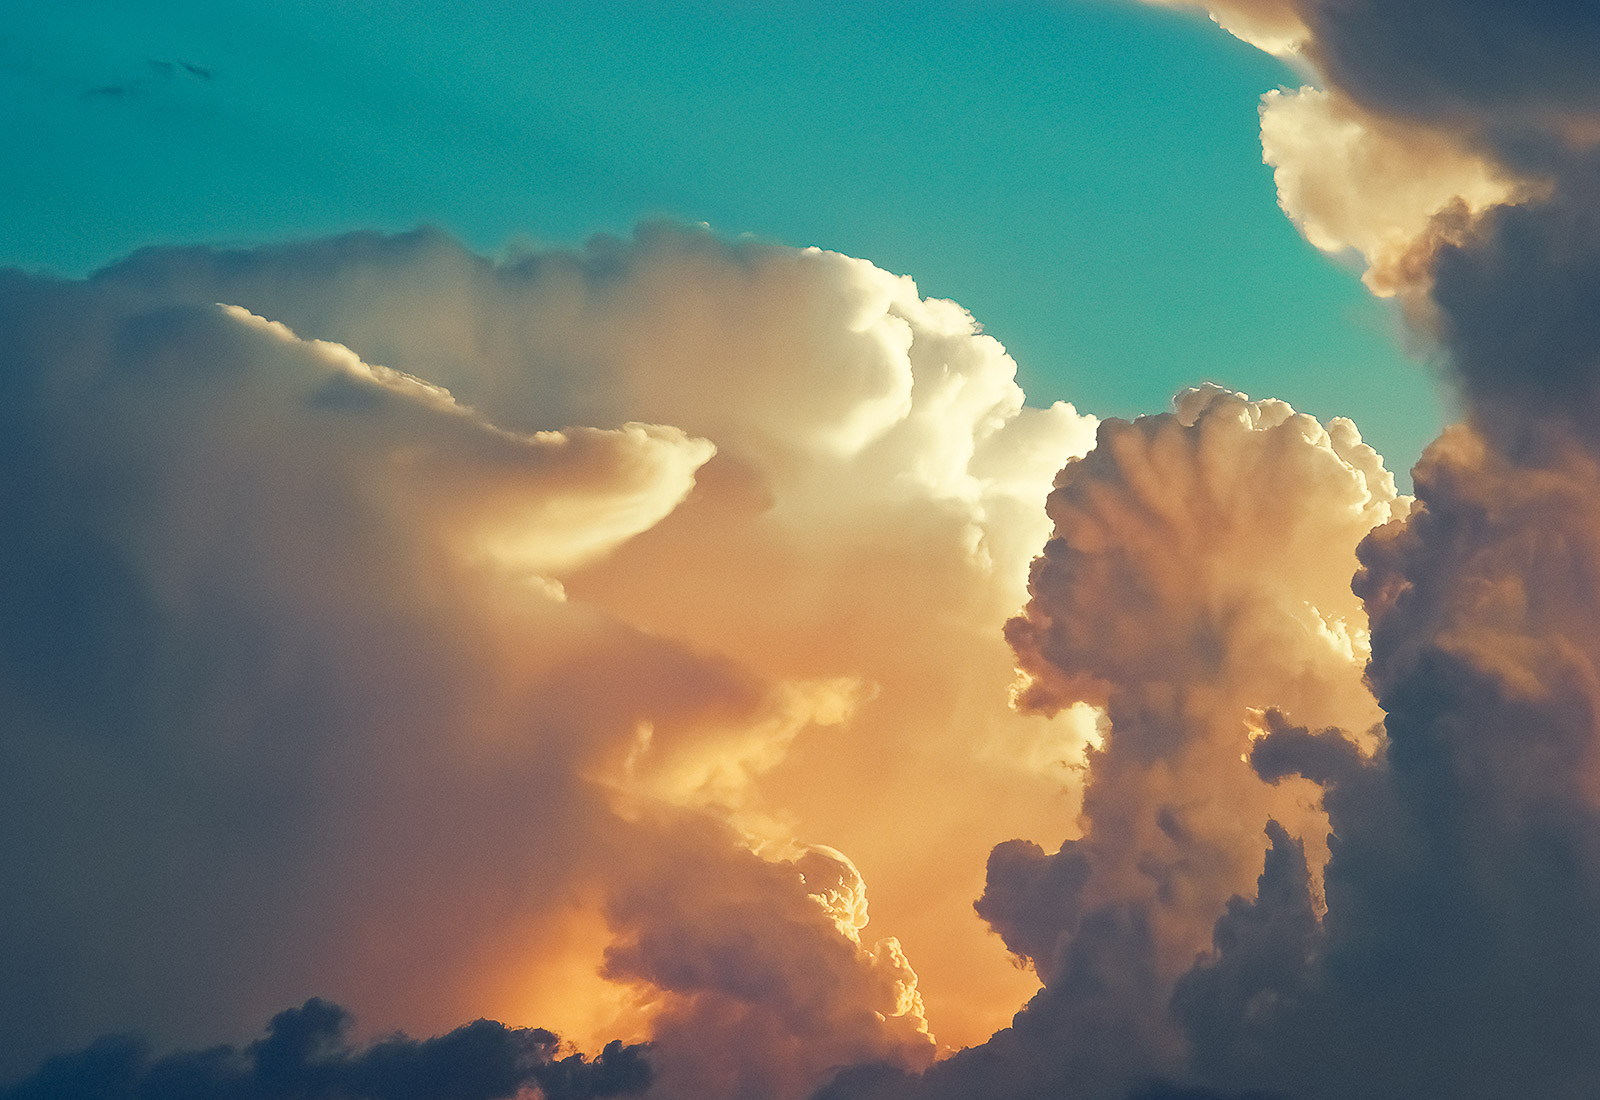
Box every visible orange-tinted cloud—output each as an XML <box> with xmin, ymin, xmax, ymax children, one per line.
<box><xmin>0</xmin><ymin>227</ymin><xmax>1097</xmax><ymax>1099</ymax></box>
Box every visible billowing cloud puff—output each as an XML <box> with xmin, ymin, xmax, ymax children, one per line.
<box><xmin>600</xmin><ymin>819</ymin><xmax>931</xmax><ymax>1100</ymax></box>
<box><xmin>1423</xmin><ymin>156</ymin><xmax>1600</xmax><ymax>428</ymax></box>
<box><xmin>0</xmin><ymin>225</ymin><xmax>1098</xmax><ymax>1098</ymax></box>
<box><xmin>1227</xmin><ymin>0</ymin><xmax>1600</xmax><ymax>447</ymax></box>
<box><xmin>1258</xmin><ymin>87</ymin><xmax>1519</xmax><ymax>295</ymax></box>
<box><xmin>821</xmin><ymin>387</ymin><xmax>1403</xmax><ymax>1100</ymax></box>
<box><xmin>1008</xmin><ymin>385</ymin><xmax>1399</xmax><ymax>729</ymax></box>
<box><xmin>983</xmin><ymin>387</ymin><xmax>1396</xmax><ymax>1091</ymax></box>
<box><xmin>1168</xmin><ymin>418</ymin><xmax>1600</xmax><ymax>1099</ymax></box>
<box><xmin>1148</xmin><ymin>0</ymin><xmax>1600</xmax><ymax>134</ymax></box>
<box><xmin>1135</xmin><ymin>0</ymin><xmax>1600</xmax><ymax>495</ymax></box>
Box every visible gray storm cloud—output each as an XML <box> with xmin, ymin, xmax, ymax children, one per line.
<box><xmin>1181</xmin><ymin>8</ymin><xmax>1600</xmax><ymax>1095</ymax></box>
<box><xmin>1044</xmin><ymin>0</ymin><xmax>1600</xmax><ymax>1096</ymax></box>
<box><xmin>1168</xmin><ymin>420</ymin><xmax>1600</xmax><ymax>1099</ymax></box>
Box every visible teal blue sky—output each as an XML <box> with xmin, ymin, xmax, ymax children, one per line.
<box><xmin>1</xmin><ymin>0</ymin><xmax>1446</xmax><ymax>476</ymax></box>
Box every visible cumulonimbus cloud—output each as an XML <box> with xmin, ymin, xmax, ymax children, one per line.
<box><xmin>821</xmin><ymin>1</ymin><xmax>1600</xmax><ymax>1096</ymax></box>
<box><xmin>818</xmin><ymin>387</ymin><xmax>1403</xmax><ymax>1100</ymax></box>
<box><xmin>0</xmin><ymin>226</ymin><xmax>1100</xmax><ymax>1099</ymax></box>
<box><xmin>812</xmin><ymin>1</ymin><xmax>1600</xmax><ymax>1098</ymax></box>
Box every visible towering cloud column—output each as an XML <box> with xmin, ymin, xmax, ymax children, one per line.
<box><xmin>1109</xmin><ymin>3</ymin><xmax>1600</xmax><ymax>1098</ymax></box>
<box><xmin>820</xmin><ymin>388</ymin><xmax>1403</xmax><ymax>1100</ymax></box>
<box><xmin>994</xmin><ymin>385</ymin><xmax>1398</xmax><ymax>978</ymax></box>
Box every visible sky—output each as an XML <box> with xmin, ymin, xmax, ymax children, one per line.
<box><xmin>5</xmin><ymin>2</ymin><xmax>1599</xmax><ymax>1100</ymax></box>
<box><xmin>1</xmin><ymin>0</ymin><xmax>1445</xmax><ymax>470</ymax></box>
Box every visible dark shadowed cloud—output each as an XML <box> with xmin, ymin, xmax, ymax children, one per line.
<box><xmin>820</xmin><ymin>1</ymin><xmax>1600</xmax><ymax>1095</ymax></box>
<box><xmin>0</xmin><ymin>999</ymin><xmax>650</xmax><ymax>1100</ymax></box>
<box><xmin>1300</xmin><ymin>0</ymin><xmax>1600</xmax><ymax>134</ymax></box>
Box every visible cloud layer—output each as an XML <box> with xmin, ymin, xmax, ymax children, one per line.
<box><xmin>10</xmin><ymin>0</ymin><xmax>1600</xmax><ymax>1095</ymax></box>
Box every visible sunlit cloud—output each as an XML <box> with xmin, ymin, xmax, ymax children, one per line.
<box><xmin>0</xmin><ymin>227</ymin><xmax>1095</xmax><ymax>1099</ymax></box>
<box><xmin>1259</xmin><ymin>87</ymin><xmax>1521</xmax><ymax>295</ymax></box>
<box><xmin>1139</xmin><ymin>0</ymin><xmax>1307</xmax><ymax>55</ymax></box>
